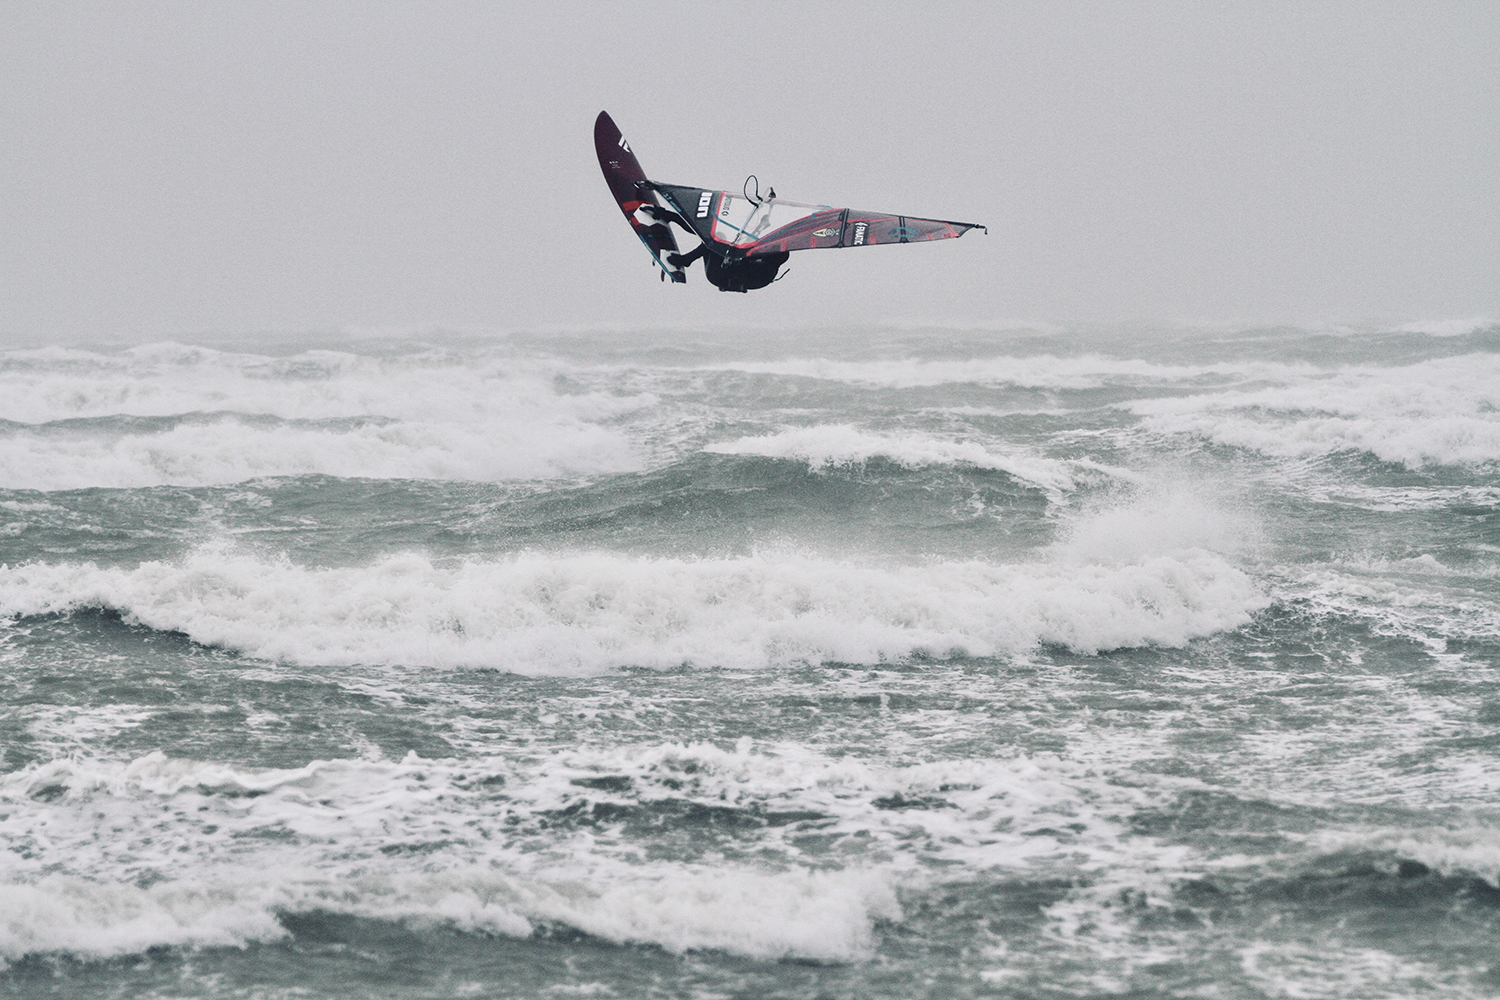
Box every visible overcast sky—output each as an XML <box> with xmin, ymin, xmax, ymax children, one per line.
<box><xmin>2</xmin><ymin>1</ymin><xmax>1496</xmax><ymax>342</ymax></box>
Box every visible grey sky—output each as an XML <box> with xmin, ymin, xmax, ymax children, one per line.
<box><xmin>3</xmin><ymin>1</ymin><xmax>1496</xmax><ymax>341</ymax></box>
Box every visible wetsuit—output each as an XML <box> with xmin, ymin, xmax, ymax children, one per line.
<box><xmin>668</xmin><ymin>244</ymin><xmax>789</xmax><ymax>293</ymax></box>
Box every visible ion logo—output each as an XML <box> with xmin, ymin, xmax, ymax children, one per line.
<box><xmin>696</xmin><ymin>191</ymin><xmax>713</xmax><ymax>218</ymax></box>
<box><xmin>852</xmin><ymin>222</ymin><xmax>867</xmax><ymax>245</ymax></box>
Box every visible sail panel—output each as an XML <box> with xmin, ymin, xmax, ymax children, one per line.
<box><xmin>651</xmin><ymin>182</ymin><xmax>983</xmax><ymax>258</ymax></box>
<box><xmin>708</xmin><ymin>195</ymin><xmax>827</xmax><ymax>248</ymax></box>
<box><xmin>746</xmin><ymin>212</ymin><xmax>981</xmax><ymax>256</ymax></box>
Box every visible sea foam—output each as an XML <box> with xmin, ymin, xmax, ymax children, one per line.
<box><xmin>0</xmin><ymin>743</ymin><xmax>1151</xmax><ymax>965</ymax></box>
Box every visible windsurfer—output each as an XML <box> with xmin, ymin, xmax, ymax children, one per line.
<box><xmin>668</xmin><ymin>245</ymin><xmax>789</xmax><ymax>293</ymax></box>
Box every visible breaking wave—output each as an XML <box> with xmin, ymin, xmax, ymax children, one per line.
<box><xmin>1132</xmin><ymin>353</ymin><xmax>1500</xmax><ymax>467</ymax></box>
<box><xmin>0</xmin><ymin>542</ymin><xmax>1263</xmax><ymax>673</ymax></box>
<box><xmin>0</xmin><ymin>343</ymin><xmax>652</xmax><ymax>489</ymax></box>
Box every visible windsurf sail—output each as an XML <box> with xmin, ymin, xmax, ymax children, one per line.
<box><xmin>649</xmin><ymin>183</ymin><xmax>985</xmax><ymax>258</ymax></box>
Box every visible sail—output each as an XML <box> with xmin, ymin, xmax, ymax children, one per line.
<box><xmin>652</xmin><ymin>183</ymin><xmax>983</xmax><ymax>257</ymax></box>
<box><xmin>744</xmin><ymin>209</ymin><xmax>984</xmax><ymax>256</ymax></box>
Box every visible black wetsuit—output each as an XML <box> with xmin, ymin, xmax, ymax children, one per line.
<box><xmin>668</xmin><ymin>243</ymin><xmax>789</xmax><ymax>293</ymax></box>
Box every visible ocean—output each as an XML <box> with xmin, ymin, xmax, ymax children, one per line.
<box><xmin>1</xmin><ymin>322</ymin><xmax>1498</xmax><ymax>998</ymax></box>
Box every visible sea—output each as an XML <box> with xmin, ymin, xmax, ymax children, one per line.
<box><xmin>1</xmin><ymin>321</ymin><xmax>1498</xmax><ymax>999</ymax></box>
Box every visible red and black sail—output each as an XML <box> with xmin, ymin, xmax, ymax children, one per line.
<box><xmin>650</xmin><ymin>183</ymin><xmax>984</xmax><ymax>258</ymax></box>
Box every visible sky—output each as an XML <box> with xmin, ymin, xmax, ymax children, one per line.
<box><xmin>2</xmin><ymin>1</ymin><xmax>1497</xmax><ymax>342</ymax></box>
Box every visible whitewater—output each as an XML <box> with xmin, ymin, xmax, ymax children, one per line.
<box><xmin>2</xmin><ymin>322</ymin><xmax>1498</xmax><ymax>999</ymax></box>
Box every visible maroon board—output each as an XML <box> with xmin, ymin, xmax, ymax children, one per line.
<box><xmin>594</xmin><ymin>111</ymin><xmax>683</xmax><ymax>282</ymax></box>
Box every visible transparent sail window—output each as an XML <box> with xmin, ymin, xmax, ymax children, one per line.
<box><xmin>710</xmin><ymin>196</ymin><xmax>825</xmax><ymax>248</ymax></box>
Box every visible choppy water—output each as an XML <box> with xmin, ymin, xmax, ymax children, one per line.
<box><xmin>2</xmin><ymin>322</ymin><xmax>1498</xmax><ymax>999</ymax></box>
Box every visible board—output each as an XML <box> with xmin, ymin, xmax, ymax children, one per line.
<box><xmin>594</xmin><ymin>111</ymin><xmax>683</xmax><ymax>282</ymax></box>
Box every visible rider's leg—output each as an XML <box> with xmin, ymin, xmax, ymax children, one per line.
<box><xmin>666</xmin><ymin>244</ymin><xmax>707</xmax><ymax>270</ymax></box>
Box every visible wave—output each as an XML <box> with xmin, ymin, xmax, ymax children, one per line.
<box><xmin>1333</xmin><ymin>828</ymin><xmax>1500</xmax><ymax>894</ymax></box>
<box><xmin>0</xmin><ymin>343</ymin><xmax>661</xmax><ymax>489</ymax></box>
<box><xmin>1131</xmin><ymin>353</ymin><xmax>1500</xmax><ymax>467</ymax></box>
<box><xmin>0</xmin><ymin>413</ymin><xmax>641</xmax><ymax>491</ymax></box>
<box><xmin>676</xmin><ymin>353</ymin><xmax>1298</xmax><ymax>390</ymax></box>
<box><xmin>0</xmin><ymin>534</ymin><xmax>1264</xmax><ymax>672</ymax></box>
<box><xmin>1322</xmin><ymin>552</ymin><xmax>1500</xmax><ymax>580</ymax></box>
<box><xmin>703</xmin><ymin>425</ymin><xmax>1105</xmax><ymax>493</ymax></box>
<box><xmin>0</xmin><ymin>867</ymin><xmax>895</xmax><ymax>966</ymax></box>
<box><xmin>1290</xmin><ymin>484</ymin><xmax>1500</xmax><ymax>513</ymax></box>
<box><xmin>1395</xmin><ymin>317</ymin><xmax>1497</xmax><ymax>338</ymax></box>
<box><xmin>0</xmin><ymin>343</ymin><xmax>499</xmax><ymax>423</ymax></box>
<box><xmin>0</xmin><ymin>342</ymin><xmax>660</xmax><ymax>427</ymax></box>
<box><xmin>1270</xmin><ymin>564</ymin><xmax>1500</xmax><ymax>644</ymax></box>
